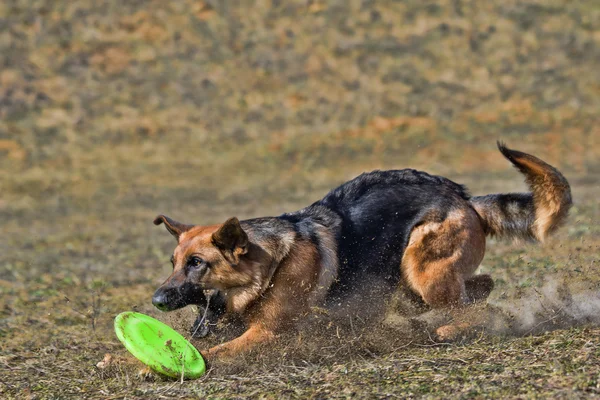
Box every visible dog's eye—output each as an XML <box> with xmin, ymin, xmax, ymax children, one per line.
<box><xmin>188</xmin><ymin>256</ymin><xmax>204</xmax><ymax>268</ymax></box>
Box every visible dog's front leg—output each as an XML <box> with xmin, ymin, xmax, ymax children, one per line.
<box><xmin>201</xmin><ymin>324</ymin><xmax>275</xmax><ymax>360</ymax></box>
<box><xmin>191</xmin><ymin>290</ymin><xmax>228</xmax><ymax>338</ymax></box>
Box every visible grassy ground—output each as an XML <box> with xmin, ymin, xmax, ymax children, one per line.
<box><xmin>1</xmin><ymin>0</ymin><xmax>600</xmax><ymax>398</ymax></box>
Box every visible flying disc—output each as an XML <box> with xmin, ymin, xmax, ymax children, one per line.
<box><xmin>114</xmin><ymin>312</ymin><xmax>205</xmax><ymax>379</ymax></box>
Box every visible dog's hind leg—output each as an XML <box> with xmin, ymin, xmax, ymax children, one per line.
<box><xmin>401</xmin><ymin>206</ymin><xmax>487</xmax><ymax>340</ymax></box>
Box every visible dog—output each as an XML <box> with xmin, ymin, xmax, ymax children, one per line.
<box><xmin>151</xmin><ymin>142</ymin><xmax>571</xmax><ymax>360</ymax></box>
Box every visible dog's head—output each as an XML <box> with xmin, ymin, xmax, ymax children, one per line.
<box><xmin>151</xmin><ymin>214</ymin><xmax>252</xmax><ymax>312</ymax></box>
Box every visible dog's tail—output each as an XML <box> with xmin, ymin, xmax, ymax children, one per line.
<box><xmin>470</xmin><ymin>142</ymin><xmax>572</xmax><ymax>242</ymax></box>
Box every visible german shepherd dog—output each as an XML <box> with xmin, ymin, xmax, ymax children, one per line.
<box><xmin>152</xmin><ymin>143</ymin><xmax>571</xmax><ymax>360</ymax></box>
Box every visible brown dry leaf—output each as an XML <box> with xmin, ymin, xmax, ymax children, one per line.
<box><xmin>96</xmin><ymin>353</ymin><xmax>113</xmax><ymax>369</ymax></box>
<box><xmin>308</xmin><ymin>2</ymin><xmax>326</xmax><ymax>13</ymax></box>
<box><xmin>136</xmin><ymin>22</ymin><xmax>169</xmax><ymax>42</ymax></box>
<box><xmin>305</xmin><ymin>54</ymin><xmax>323</xmax><ymax>74</ymax></box>
<box><xmin>119</xmin><ymin>10</ymin><xmax>150</xmax><ymax>31</ymax></box>
<box><xmin>468</xmin><ymin>110</ymin><xmax>500</xmax><ymax>124</ymax></box>
<box><xmin>285</xmin><ymin>94</ymin><xmax>307</xmax><ymax>109</ymax></box>
<box><xmin>90</xmin><ymin>47</ymin><xmax>131</xmax><ymax>75</ymax></box>
<box><xmin>35</xmin><ymin>77</ymin><xmax>71</xmax><ymax>104</ymax></box>
<box><xmin>0</xmin><ymin>69</ymin><xmax>24</xmax><ymax>87</ymax></box>
<box><xmin>0</xmin><ymin>140</ymin><xmax>27</xmax><ymax>161</ymax></box>
<box><xmin>193</xmin><ymin>2</ymin><xmax>215</xmax><ymax>20</ymax></box>
<box><xmin>36</xmin><ymin>108</ymin><xmax>75</xmax><ymax>130</ymax></box>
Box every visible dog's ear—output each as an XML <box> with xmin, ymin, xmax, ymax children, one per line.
<box><xmin>153</xmin><ymin>215</ymin><xmax>193</xmax><ymax>240</ymax></box>
<box><xmin>211</xmin><ymin>217</ymin><xmax>248</xmax><ymax>265</ymax></box>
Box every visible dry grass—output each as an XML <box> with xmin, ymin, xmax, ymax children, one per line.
<box><xmin>1</xmin><ymin>0</ymin><xmax>600</xmax><ymax>398</ymax></box>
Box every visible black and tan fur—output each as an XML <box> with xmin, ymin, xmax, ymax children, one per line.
<box><xmin>152</xmin><ymin>142</ymin><xmax>571</xmax><ymax>359</ymax></box>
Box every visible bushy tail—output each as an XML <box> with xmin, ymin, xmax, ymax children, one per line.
<box><xmin>470</xmin><ymin>142</ymin><xmax>572</xmax><ymax>242</ymax></box>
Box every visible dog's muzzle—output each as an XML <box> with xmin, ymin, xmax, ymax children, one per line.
<box><xmin>151</xmin><ymin>291</ymin><xmax>171</xmax><ymax>311</ymax></box>
<box><xmin>152</xmin><ymin>282</ymin><xmax>206</xmax><ymax>312</ymax></box>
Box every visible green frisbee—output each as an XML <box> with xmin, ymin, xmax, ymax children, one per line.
<box><xmin>114</xmin><ymin>312</ymin><xmax>205</xmax><ymax>379</ymax></box>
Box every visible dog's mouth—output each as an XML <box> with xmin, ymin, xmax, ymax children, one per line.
<box><xmin>152</xmin><ymin>289</ymin><xmax>212</xmax><ymax>337</ymax></box>
<box><xmin>152</xmin><ymin>283</ymin><xmax>205</xmax><ymax>312</ymax></box>
<box><xmin>152</xmin><ymin>285</ymin><xmax>228</xmax><ymax>339</ymax></box>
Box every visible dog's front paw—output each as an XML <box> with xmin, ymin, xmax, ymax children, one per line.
<box><xmin>200</xmin><ymin>345</ymin><xmax>220</xmax><ymax>360</ymax></box>
<box><xmin>201</xmin><ymin>343</ymin><xmax>233</xmax><ymax>362</ymax></box>
<box><xmin>199</xmin><ymin>348</ymin><xmax>218</xmax><ymax>367</ymax></box>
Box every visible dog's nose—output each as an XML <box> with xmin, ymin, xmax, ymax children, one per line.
<box><xmin>152</xmin><ymin>292</ymin><xmax>169</xmax><ymax>311</ymax></box>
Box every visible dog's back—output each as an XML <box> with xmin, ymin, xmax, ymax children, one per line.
<box><xmin>281</xmin><ymin>143</ymin><xmax>572</xmax><ymax>303</ymax></box>
<box><xmin>282</xmin><ymin>169</ymin><xmax>473</xmax><ymax>300</ymax></box>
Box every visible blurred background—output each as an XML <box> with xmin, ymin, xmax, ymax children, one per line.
<box><xmin>0</xmin><ymin>0</ymin><xmax>599</xmax><ymax>397</ymax></box>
